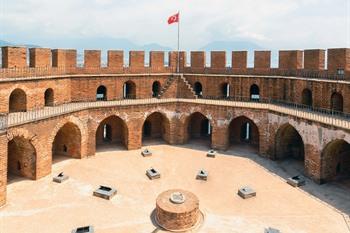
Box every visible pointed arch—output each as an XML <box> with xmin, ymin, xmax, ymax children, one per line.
<box><xmin>52</xmin><ymin>122</ymin><xmax>82</xmax><ymax>159</ymax></box>
<box><xmin>321</xmin><ymin>139</ymin><xmax>350</xmax><ymax>183</ymax></box>
<box><xmin>275</xmin><ymin>124</ymin><xmax>304</xmax><ymax>161</ymax></box>
<box><xmin>331</xmin><ymin>92</ymin><xmax>343</xmax><ymax>112</ymax></box>
<box><xmin>301</xmin><ymin>88</ymin><xmax>312</xmax><ymax>107</ymax></box>
<box><xmin>8</xmin><ymin>136</ymin><xmax>37</xmax><ymax>180</ymax></box>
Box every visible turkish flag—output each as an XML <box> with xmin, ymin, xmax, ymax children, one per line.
<box><xmin>168</xmin><ymin>12</ymin><xmax>179</xmax><ymax>24</ymax></box>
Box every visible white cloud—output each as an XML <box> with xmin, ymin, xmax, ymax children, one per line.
<box><xmin>0</xmin><ymin>0</ymin><xmax>348</xmax><ymax>49</ymax></box>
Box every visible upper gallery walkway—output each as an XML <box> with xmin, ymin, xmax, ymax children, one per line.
<box><xmin>0</xmin><ymin>97</ymin><xmax>349</xmax><ymax>132</ymax></box>
<box><xmin>0</xmin><ymin>66</ymin><xmax>348</xmax><ymax>81</ymax></box>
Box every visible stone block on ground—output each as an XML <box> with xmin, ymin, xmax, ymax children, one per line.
<box><xmin>196</xmin><ymin>169</ymin><xmax>208</xmax><ymax>181</ymax></box>
<box><xmin>93</xmin><ymin>185</ymin><xmax>117</xmax><ymax>200</ymax></box>
<box><xmin>287</xmin><ymin>175</ymin><xmax>306</xmax><ymax>187</ymax></box>
<box><xmin>53</xmin><ymin>172</ymin><xmax>69</xmax><ymax>183</ymax></box>
<box><xmin>71</xmin><ymin>226</ymin><xmax>94</xmax><ymax>233</ymax></box>
<box><xmin>238</xmin><ymin>186</ymin><xmax>256</xmax><ymax>199</ymax></box>
<box><xmin>146</xmin><ymin>167</ymin><xmax>161</xmax><ymax>180</ymax></box>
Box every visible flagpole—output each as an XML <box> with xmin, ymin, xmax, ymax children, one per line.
<box><xmin>177</xmin><ymin>11</ymin><xmax>180</xmax><ymax>73</ymax></box>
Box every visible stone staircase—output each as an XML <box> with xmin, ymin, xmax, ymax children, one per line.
<box><xmin>158</xmin><ymin>74</ymin><xmax>197</xmax><ymax>99</ymax></box>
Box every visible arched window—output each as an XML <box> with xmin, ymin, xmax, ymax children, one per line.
<box><xmin>9</xmin><ymin>88</ymin><xmax>27</xmax><ymax>113</ymax></box>
<box><xmin>250</xmin><ymin>84</ymin><xmax>260</xmax><ymax>101</ymax></box>
<box><xmin>123</xmin><ymin>81</ymin><xmax>136</xmax><ymax>99</ymax></box>
<box><xmin>221</xmin><ymin>83</ymin><xmax>230</xmax><ymax>98</ymax></box>
<box><xmin>331</xmin><ymin>92</ymin><xmax>343</xmax><ymax>112</ymax></box>
<box><xmin>44</xmin><ymin>88</ymin><xmax>54</xmax><ymax>106</ymax></box>
<box><xmin>96</xmin><ymin>85</ymin><xmax>107</xmax><ymax>101</ymax></box>
<box><xmin>194</xmin><ymin>82</ymin><xmax>203</xmax><ymax>97</ymax></box>
<box><xmin>152</xmin><ymin>81</ymin><xmax>161</xmax><ymax>97</ymax></box>
<box><xmin>301</xmin><ymin>88</ymin><xmax>312</xmax><ymax>107</ymax></box>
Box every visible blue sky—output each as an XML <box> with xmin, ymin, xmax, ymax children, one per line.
<box><xmin>0</xmin><ymin>0</ymin><xmax>349</xmax><ymax>50</ymax></box>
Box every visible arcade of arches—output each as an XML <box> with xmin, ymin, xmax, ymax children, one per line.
<box><xmin>3</xmin><ymin>102</ymin><xmax>350</xmax><ymax>207</ymax></box>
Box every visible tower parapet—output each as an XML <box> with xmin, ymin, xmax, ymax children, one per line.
<box><xmin>0</xmin><ymin>46</ymin><xmax>349</xmax><ymax>79</ymax></box>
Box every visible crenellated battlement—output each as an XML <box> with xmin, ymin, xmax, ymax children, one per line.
<box><xmin>0</xmin><ymin>46</ymin><xmax>349</xmax><ymax>79</ymax></box>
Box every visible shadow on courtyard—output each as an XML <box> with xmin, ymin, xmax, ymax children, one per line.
<box><xmin>219</xmin><ymin>144</ymin><xmax>350</xmax><ymax>217</ymax></box>
<box><xmin>167</xmin><ymin>140</ymin><xmax>350</xmax><ymax>216</ymax></box>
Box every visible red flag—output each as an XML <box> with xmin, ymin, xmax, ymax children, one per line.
<box><xmin>168</xmin><ymin>12</ymin><xmax>179</xmax><ymax>24</ymax></box>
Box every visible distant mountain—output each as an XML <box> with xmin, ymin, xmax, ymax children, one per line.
<box><xmin>200</xmin><ymin>40</ymin><xmax>262</xmax><ymax>51</ymax></box>
<box><xmin>0</xmin><ymin>40</ymin><xmax>14</xmax><ymax>47</ymax></box>
<box><xmin>140</xmin><ymin>43</ymin><xmax>172</xmax><ymax>51</ymax></box>
<box><xmin>199</xmin><ymin>40</ymin><xmax>265</xmax><ymax>67</ymax></box>
<box><xmin>0</xmin><ymin>40</ymin><xmax>40</xmax><ymax>48</ymax></box>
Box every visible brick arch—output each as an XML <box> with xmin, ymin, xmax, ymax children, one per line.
<box><xmin>48</xmin><ymin>116</ymin><xmax>87</xmax><ymax>159</ymax></box>
<box><xmin>123</xmin><ymin>80</ymin><xmax>136</xmax><ymax>99</ymax></box>
<box><xmin>9</xmin><ymin>88</ymin><xmax>27</xmax><ymax>113</ymax></box>
<box><xmin>321</xmin><ymin>139</ymin><xmax>350</xmax><ymax>183</ymax></box>
<box><xmin>182</xmin><ymin>111</ymin><xmax>213</xmax><ymax>143</ymax></box>
<box><xmin>141</xmin><ymin>111</ymin><xmax>171</xmax><ymax>144</ymax></box>
<box><xmin>95</xmin><ymin>114</ymin><xmax>129</xmax><ymax>149</ymax></box>
<box><xmin>301</xmin><ymin>88</ymin><xmax>313</xmax><ymax>106</ymax></box>
<box><xmin>228</xmin><ymin>115</ymin><xmax>260</xmax><ymax>149</ymax></box>
<box><xmin>274</xmin><ymin>123</ymin><xmax>305</xmax><ymax>161</ymax></box>
<box><xmin>44</xmin><ymin>88</ymin><xmax>54</xmax><ymax>106</ymax></box>
<box><xmin>219</xmin><ymin>82</ymin><xmax>231</xmax><ymax>98</ymax></box>
<box><xmin>7</xmin><ymin>128</ymin><xmax>38</xmax><ymax>180</ymax></box>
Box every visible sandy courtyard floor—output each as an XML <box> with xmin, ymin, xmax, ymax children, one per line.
<box><xmin>1</xmin><ymin>143</ymin><xmax>350</xmax><ymax>233</ymax></box>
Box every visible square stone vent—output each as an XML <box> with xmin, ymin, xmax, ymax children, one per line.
<box><xmin>141</xmin><ymin>148</ymin><xmax>152</xmax><ymax>157</ymax></box>
<box><xmin>207</xmin><ymin>149</ymin><xmax>217</xmax><ymax>158</ymax></box>
<box><xmin>196</xmin><ymin>169</ymin><xmax>208</xmax><ymax>181</ymax></box>
<box><xmin>53</xmin><ymin>172</ymin><xmax>69</xmax><ymax>183</ymax></box>
<box><xmin>146</xmin><ymin>167</ymin><xmax>161</xmax><ymax>180</ymax></box>
<box><xmin>71</xmin><ymin>226</ymin><xmax>94</xmax><ymax>233</ymax></box>
<box><xmin>93</xmin><ymin>185</ymin><xmax>117</xmax><ymax>200</ymax></box>
<box><xmin>287</xmin><ymin>175</ymin><xmax>305</xmax><ymax>187</ymax></box>
<box><xmin>238</xmin><ymin>186</ymin><xmax>256</xmax><ymax>199</ymax></box>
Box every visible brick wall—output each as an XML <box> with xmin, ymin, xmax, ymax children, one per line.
<box><xmin>1</xmin><ymin>47</ymin><xmax>27</xmax><ymax>68</ymax></box>
<box><xmin>232</xmin><ymin>51</ymin><xmax>247</xmax><ymax>69</ymax></box>
<box><xmin>29</xmin><ymin>48</ymin><xmax>51</xmax><ymax>68</ymax></box>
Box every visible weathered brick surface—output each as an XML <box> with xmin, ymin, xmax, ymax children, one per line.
<box><xmin>328</xmin><ymin>48</ymin><xmax>350</xmax><ymax>72</ymax></box>
<box><xmin>232</xmin><ymin>51</ymin><xmax>247</xmax><ymax>69</ymax></box>
<box><xmin>29</xmin><ymin>48</ymin><xmax>51</xmax><ymax>68</ymax></box>
<box><xmin>107</xmin><ymin>50</ymin><xmax>124</xmax><ymax>68</ymax></box>
<box><xmin>279</xmin><ymin>50</ymin><xmax>303</xmax><ymax>70</ymax></box>
<box><xmin>191</xmin><ymin>51</ymin><xmax>206</xmax><ymax>69</ymax></box>
<box><xmin>1</xmin><ymin>47</ymin><xmax>350</xmax><ymax>207</ymax></box>
<box><xmin>84</xmin><ymin>50</ymin><xmax>101</xmax><ymax>68</ymax></box>
<box><xmin>211</xmin><ymin>51</ymin><xmax>226</xmax><ymax>69</ymax></box>
<box><xmin>1</xmin><ymin>47</ymin><xmax>27</xmax><ymax>68</ymax></box>
<box><xmin>150</xmin><ymin>51</ymin><xmax>164</xmax><ymax>68</ymax></box>
<box><xmin>254</xmin><ymin>51</ymin><xmax>271</xmax><ymax>69</ymax></box>
<box><xmin>129</xmin><ymin>51</ymin><xmax>144</xmax><ymax>68</ymax></box>
<box><xmin>304</xmin><ymin>49</ymin><xmax>325</xmax><ymax>70</ymax></box>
